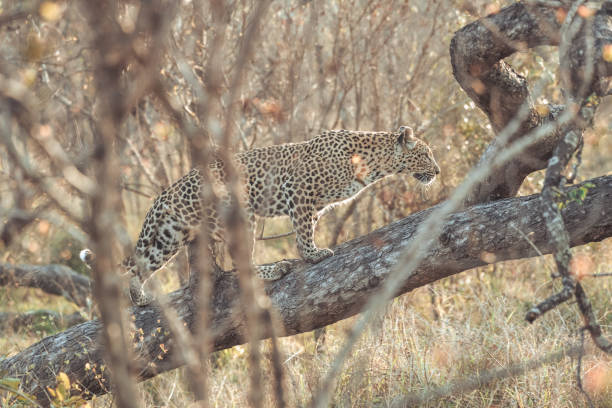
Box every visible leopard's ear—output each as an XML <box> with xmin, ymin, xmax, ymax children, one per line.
<box><xmin>398</xmin><ymin>126</ymin><xmax>416</xmax><ymax>150</ymax></box>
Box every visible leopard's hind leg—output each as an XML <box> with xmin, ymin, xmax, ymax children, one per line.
<box><xmin>246</xmin><ymin>210</ymin><xmax>291</xmax><ymax>281</ymax></box>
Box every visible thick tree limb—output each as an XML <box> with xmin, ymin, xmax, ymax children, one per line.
<box><xmin>565</xmin><ymin>3</ymin><xmax>612</xmax><ymax>98</ymax></box>
<box><xmin>1</xmin><ymin>175</ymin><xmax>610</xmax><ymax>405</ymax></box>
<box><xmin>0</xmin><ymin>264</ymin><xmax>91</xmax><ymax>308</ymax></box>
<box><xmin>451</xmin><ymin>2</ymin><xmax>611</xmax><ymax>205</ymax></box>
<box><xmin>451</xmin><ymin>3</ymin><xmax>560</xmax><ymax>205</ymax></box>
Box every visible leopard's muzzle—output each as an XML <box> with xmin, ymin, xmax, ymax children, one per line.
<box><xmin>412</xmin><ymin>172</ymin><xmax>436</xmax><ymax>185</ymax></box>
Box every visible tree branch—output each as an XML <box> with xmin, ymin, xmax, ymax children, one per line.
<box><xmin>1</xmin><ymin>175</ymin><xmax>610</xmax><ymax>406</ymax></box>
<box><xmin>0</xmin><ymin>264</ymin><xmax>91</xmax><ymax>308</ymax></box>
<box><xmin>450</xmin><ymin>2</ymin><xmax>611</xmax><ymax>205</ymax></box>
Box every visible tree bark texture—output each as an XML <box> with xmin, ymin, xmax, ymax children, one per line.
<box><xmin>0</xmin><ymin>263</ymin><xmax>91</xmax><ymax>307</ymax></box>
<box><xmin>451</xmin><ymin>2</ymin><xmax>612</xmax><ymax>205</ymax></box>
<box><xmin>1</xmin><ymin>176</ymin><xmax>610</xmax><ymax>405</ymax></box>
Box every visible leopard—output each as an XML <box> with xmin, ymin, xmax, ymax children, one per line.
<box><xmin>81</xmin><ymin>125</ymin><xmax>440</xmax><ymax>306</ymax></box>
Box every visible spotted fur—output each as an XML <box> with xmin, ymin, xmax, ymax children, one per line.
<box><xmin>119</xmin><ymin>126</ymin><xmax>439</xmax><ymax>305</ymax></box>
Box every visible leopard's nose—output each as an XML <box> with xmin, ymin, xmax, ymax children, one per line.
<box><xmin>435</xmin><ymin>165</ymin><xmax>441</xmax><ymax>175</ymax></box>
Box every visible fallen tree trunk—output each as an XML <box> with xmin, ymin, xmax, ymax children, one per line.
<box><xmin>0</xmin><ymin>263</ymin><xmax>92</xmax><ymax>307</ymax></box>
<box><xmin>1</xmin><ymin>175</ymin><xmax>610</xmax><ymax>405</ymax></box>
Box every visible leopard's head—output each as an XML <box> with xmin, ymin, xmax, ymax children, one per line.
<box><xmin>392</xmin><ymin>126</ymin><xmax>440</xmax><ymax>185</ymax></box>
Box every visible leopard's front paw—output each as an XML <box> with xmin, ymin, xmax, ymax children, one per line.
<box><xmin>274</xmin><ymin>260</ymin><xmax>292</xmax><ymax>277</ymax></box>
<box><xmin>303</xmin><ymin>247</ymin><xmax>334</xmax><ymax>263</ymax></box>
<box><xmin>256</xmin><ymin>260</ymin><xmax>291</xmax><ymax>281</ymax></box>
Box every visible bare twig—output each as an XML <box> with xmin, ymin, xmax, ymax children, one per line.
<box><xmin>126</xmin><ymin>137</ymin><xmax>162</xmax><ymax>191</ymax></box>
<box><xmin>525</xmin><ymin>3</ymin><xmax>600</xmax><ymax>324</ymax></box>
<box><xmin>256</xmin><ymin>220</ymin><xmax>295</xmax><ymax>241</ymax></box>
<box><xmin>524</xmin><ymin>126</ymin><xmax>584</xmax><ymax>322</ymax></box>
<box><xmin>82</xmin><ymin>1</ymin><xmax>177</xmax><ymax>407</ymax></box>
<box><xmin>575</xmin><ymin>283</ymin><xmax>612</xmax><ymax>352</ymax></box>
<box><xmin>576</xmin><ymin>329</ymin><xmax>596</xmax><ymax>408</ymax></box>
<box><xmin>0</xmin><ymin>114</ymin><xmax>86</xmax><ymax>224</ymax></box>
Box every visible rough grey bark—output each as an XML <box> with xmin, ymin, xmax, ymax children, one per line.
<box><xmin>0</xmin><ymin>263</ymin><xmax>91</xmax><ymax>307</ymax></box>
<box><xmin>565</xmin><ymin>2</ymin><xmax>612</xmax><ymax>98</ymax></box>
<box><xmin>1</xmin><ymin>175</ymin><xmax>610</xmax><ymax>405</ymax></box>
<box><xmin>451</xmin><ymin>2</ymin><xmax>612</xmax><ymax>205</ymax></box>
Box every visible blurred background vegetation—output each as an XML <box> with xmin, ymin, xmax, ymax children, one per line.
<box><xmin>0</xmin><ymin>0</ymin><xmax>611</xmax><ymax>406</ymax></box>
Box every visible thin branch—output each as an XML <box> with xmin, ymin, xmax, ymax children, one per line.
<box><xmin>257</xmin><ymin>222</ymin><xmax>295</xmax><ymax>241</ymax></box>
<box><xmin>589</xmin><ymin>272</ymin><xmax>612</xmax><ymax>278</ymax></box>
<box><xmin>126</xmin><ymin>137</ymin><xmax>162</xmax><ymax>191</ymax></box>
<box><xmin>575</xmin><ymin>283</ymin><xmax>612</xmax><ymax>352</ymax></box>
<box><xmin>576</xmin><ymin>329</ymin><xmax>596</xmax><ymax>408</ymax></box>
<box><xmin>525</xmin><ymin>125</ymin><xmax>584</xmax><ymax>322</ymax></box>
<box><xmin>525</xmin><ymin>3</ymin><xmax>601</xmax><ymax>324</ymax></box>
